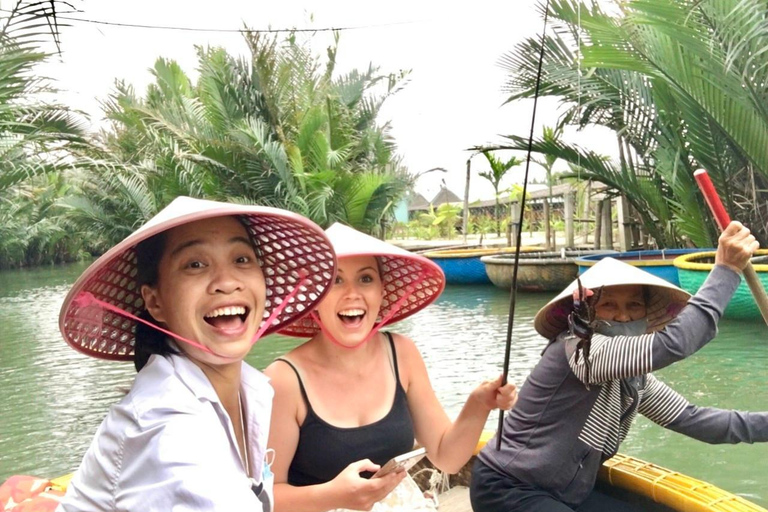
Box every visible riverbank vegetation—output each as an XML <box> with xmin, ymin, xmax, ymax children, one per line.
<box><xmin>0</xmin><ymin>1</ymin><xmax>410</xmax><ymax>269</ymax></box>
<box><xmin>495</xmin><ymin>0</ymin><xmax>768</xmax><ymax>248</ymax></box>
<box><xmin>3</xmin><ymin>0</ymin><xmax>768</xmax><ymax>269</ymax></box>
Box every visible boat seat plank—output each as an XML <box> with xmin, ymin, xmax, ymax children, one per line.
<box><xmin>438</xmin><ymin>486</ymin><xmax>471</xmax><ymax>512</ymax></box>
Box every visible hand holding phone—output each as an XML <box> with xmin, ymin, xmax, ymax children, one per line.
<box><xmin>372</xmin><ymin>447</ymin><xmax>427</xmax><ymax>478</ymax></box>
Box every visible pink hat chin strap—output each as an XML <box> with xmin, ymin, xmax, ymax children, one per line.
<box><xmin>312</xmin><ymin>270</ymin><xmax>426</xmax><ymax>349</ymax></box>
<box><xmin>73</xmin><ymin>270</ymin><xmax>310</xmax><ymax>360</ymax></box>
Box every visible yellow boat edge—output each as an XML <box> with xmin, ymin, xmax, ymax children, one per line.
<box><xmin>421</xmin><ymin>246</ymin><xmax>544</xmax><ymax>259</ymax></box>
<box><xmin>16</xmin><ymin>437</ymin><xmax>767</xmax><ymax>512</ymax></box>
<box><xmin>473</xmin><ymin>433</ymin><xmax>766</xmax><ymax>512</ymax></box>
<box><xmin>674</xmin><ymin>249</ymin><xmax>768</xmax><ymax>272</ymax></box>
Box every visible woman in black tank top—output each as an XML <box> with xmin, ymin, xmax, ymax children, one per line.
<box><xmin>264</xmin><ymin>224</ymin><xmax>518</xmax><ymax>512</ymax></box>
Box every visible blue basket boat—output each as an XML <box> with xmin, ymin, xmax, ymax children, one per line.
<box><xmin>575</xmin><ymin>249</ymin><xmax>713</xmax><ymax>287</ymax></box>
<box><xmin>422</xmin><ymin>247</ymin><xmax>542</xmax><ymax>285</ymax></box>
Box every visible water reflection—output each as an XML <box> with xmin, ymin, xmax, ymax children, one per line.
<box><xmin>0</xmin><ymin>266</ymin><xmax>765</xmax><ymax>505</ymax></box>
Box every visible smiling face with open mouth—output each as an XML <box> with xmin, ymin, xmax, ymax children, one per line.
<box><xmin>140</xmin><ymin>215</ymin><xmax>266</xmax><ymax>366</ymax></box>
<box><xmin>315</xmin><ymin>255</ymin><xmax>384</xmax><ymax>348</ymax></box>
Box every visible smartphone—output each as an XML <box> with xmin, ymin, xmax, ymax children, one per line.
<box><xmin>372</xmin><ymin>447</ymin><xmax>427</xmax><ymax>478</ymax></box>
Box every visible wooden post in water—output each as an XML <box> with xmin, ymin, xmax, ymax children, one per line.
<box><xmin>594</xmin><ymin>200</ymin><xmax>603</xmax><ymax>249</ymax></box>
<box><xmin>582</xmin><ymin>180</ymin><xmax>592</xmax><ymax>244</ymax></box>
<box><xmin>602</xmin><ymin>198</ymin><xmax>613</xmax><ymax>249</ymax></box>
<box><xmin>509</xmin><ymin>199</ymin><xmax>521</xmax><ymax>247</ymax></box>
<box><xmin>565</xmin><ymin>191</ymin><xmax>574</xmax><ymax>249</ymax></box>
<box><xmin>616</xmin><ymin>195</ymin><xmax>631</xmax><ymax>252</ymax></box>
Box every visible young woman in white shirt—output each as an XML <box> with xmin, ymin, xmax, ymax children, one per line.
<box><xmin>57</xmin><ymin>197</ymin><xmax>336</xmax><ymax>512</ymax></box>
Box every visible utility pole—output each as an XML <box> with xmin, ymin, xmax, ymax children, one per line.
<box><xmin>463</xmin><ymin>158</ymin><xmax>471</xmax><ymax>244</ymax></box>
<box><xmin>463</xmin><ymin>151</ymin><xmax>482</xmax><ymax>245</ymax></box>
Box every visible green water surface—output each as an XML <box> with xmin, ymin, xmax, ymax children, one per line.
<box><xmin>0</xmin><ymin>263</ymin><xmax>765</xmax><ymax>505</ymax></box>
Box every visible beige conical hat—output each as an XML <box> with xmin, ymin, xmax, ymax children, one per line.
<box><xmin>533</xmin><ymin>257</ymin><xmax>691</xmax><ymax>340</ymax></box>
<box><xmin>279</xmin><ymin>223</ymin><xmax>445</xmax><ymax>337</ymax></box>
<box><xmin>59</xmin><ymin>196</ymin><xmax>337</xmax><ymax>360</ymax></box>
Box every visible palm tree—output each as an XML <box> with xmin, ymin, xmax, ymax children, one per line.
<box><xmin>0</xmin><ymin>1</ymin><xmax>90</xmax><ymax>267</ymax></box>
<box><xmin>496</xmin><ymin>0</ymin><xmax>768</xmax><ymax>247</ymax></box>
<box><xmin>72</xmin><ymin>31</ymin><xmax>410</xmax><ymax>244</ymax></box>
<box><xmin>532</xmin><ymin>126</ymin><xmax>563</xmax><ymax>250</ymax></box>
<box><xmin>1</xmin><ymin>1</ymin><xmax>86</xmax><ymax>191</ymax></box>
<box><xmin>477</xmin><ymin>151</ymin><xmax>523</xmax><ymax>237</ymax></box>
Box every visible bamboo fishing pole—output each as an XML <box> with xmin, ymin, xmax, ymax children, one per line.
<box><xmin>693</xmin><ymin>169</ymin><xmax>768</xmax><ymax>325</ymax></box>
<box><xmin>496</xmin><ymin>0</ymin><xmax>551</xmax><ymax>451</ymax></box>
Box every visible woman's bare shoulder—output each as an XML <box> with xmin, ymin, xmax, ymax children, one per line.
<box><xmin>264</xmin><ymin>350</ymin><xmax>306</xmax><ymax>396</ymax></box>
<box><xmin>387</xmin><ymin>331</ymin><xmax>422</xmax><ymax>357</ymax></box>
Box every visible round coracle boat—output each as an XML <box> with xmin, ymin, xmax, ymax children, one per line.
<box><xmin>674</xmin><ymin>249</ymin><xmax>768</xmax><ymax>320</ymax></box>
<box><xmin>481</xmin><ymin>249</ymin><xmax>618</xmax><ymax>292</ymax></box>
<box><xmin>421</xmin><ymin>246</ymin><xmax>543</xmax><ymax>285</ymax></box>
<box><xmin>406</xmin><ymin>432</ymin><xmax>768</xmax><ymax>512</ymax></box>
<box><xmin>576</xmin><ymin>248</ymin><xmax>714</xmax><ymax>287</ymax></box>
<box><xmin>2</xmin><ymin>436</ymin><xmax>766</xmax><ymax>511</ymax></box>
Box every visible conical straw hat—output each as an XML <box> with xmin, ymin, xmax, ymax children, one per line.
<box><xmin>279</xmin><ymin>223</ymin><xmax>445</xmax><ymax>337</ymax></box>
<box><xmin>59</xmin><ymin>196</ymin><xmax>337</xmax><ymax>360</ymax></box>
<box><xmin>533</xmin><ymin>257</ymin><xmax>691</xmax><ymax>340</ymax></box>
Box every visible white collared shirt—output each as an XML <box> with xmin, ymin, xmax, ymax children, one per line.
<box><xmin>58</xmin><ymin>353</ymin><xmax>274</xmax><ymax>512</ymax></box>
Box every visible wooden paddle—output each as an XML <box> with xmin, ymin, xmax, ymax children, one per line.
<box><xmin>693</xmin><ymin>169</ymin><xmax>768</xmax><ymax>325</ymax></box>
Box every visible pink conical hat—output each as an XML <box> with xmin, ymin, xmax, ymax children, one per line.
<box><xmin>59</xmin><ymin>196</ymin><xmax>337</xmax><ymax>360</ymax></box>
<box><xmin>279</xmin><ymin>223</ymin><xmax>445</xmax><ymax>337</ymax></box>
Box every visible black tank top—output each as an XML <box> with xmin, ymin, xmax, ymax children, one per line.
<box><xmin>277</xmin><ymin>332</ymin><xmax>416</xmax><ymax>486</ymax></box>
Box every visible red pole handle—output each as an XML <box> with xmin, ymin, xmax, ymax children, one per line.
<box><xmin>693</xmin><ymin>169</ymin><xmax>730</xmax><ymax>230</ymax></box>
<box><xmin>694</xmin><ymin>169</ymin><xmax>768</xmax><ymax>326</ymax></box>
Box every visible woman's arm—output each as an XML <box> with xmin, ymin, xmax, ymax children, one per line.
<box><xmin>639</xmin><ymin>374</ymin><xmax>768</xmax><ymax>444</ymax></box>
<box><xmin>397</xmin><ymin>334</ymin><xmax>517</xmax><ymax>474</ymax></box>
<box><xmin>264</xmin><ymin>361</ymin><xmax>404</xmax><ymax>512</ymax></box>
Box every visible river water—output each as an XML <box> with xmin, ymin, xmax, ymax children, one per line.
<box><xmin>1</xmin><ymin>262</ymin><xmax>766</xmax><ymax>505</ymax></box>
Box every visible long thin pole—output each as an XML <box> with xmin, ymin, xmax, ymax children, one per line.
<box><xmin>463</xmin><ymin>158</ymin><xmax>471</xmax><ymax>245</ymax></box>
<box><xmin>693</xmin><ymin>169</ymin><xmax>768</xmax><ymax>325</ymax></box>
<box><xmin>496</xmin><ymin>0</ymin><xmax>550</xmax><ymax>450</ymax></box>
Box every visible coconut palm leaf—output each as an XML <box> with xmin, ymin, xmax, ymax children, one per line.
<box><xmin>498</xmin><ymin>0</ymin><xmax>768</xmax><ymax>245</ymax></box>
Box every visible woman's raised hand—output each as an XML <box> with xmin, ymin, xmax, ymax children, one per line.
<box><xmin>327</xmin><ymin>459</ymin><xmax>405</xmax><ymax>511</ymax></box>
<box><xmin>716</xmin><ymin>221</ymin><xmax>759</xmax><ymax>273</ymax></box>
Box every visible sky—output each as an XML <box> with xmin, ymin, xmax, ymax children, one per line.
<box><xmin>26</xmin><ymin>0</ymin><xmax>617</xmax><ymax>202</ymax></box>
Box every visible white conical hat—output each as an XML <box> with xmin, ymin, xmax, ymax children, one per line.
<box><xmin>279</xmin><ymin>223</ymin><xmax>445</xmax><ymax>337</ymax></box>
<box><xmin>59</xmin><ymin>196</ymin><xmax>337</xmax><ymax>360</ymax></box>
<box><xmin>533</xmin><ymin>257</ymin><xmax>691</xmax><ymax>340</ymax></box>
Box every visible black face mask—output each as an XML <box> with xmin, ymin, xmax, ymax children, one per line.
<box><xmin>595</xmin><ymin>318</ymin><xmax>648</xmax><ymax>337</ymax></box>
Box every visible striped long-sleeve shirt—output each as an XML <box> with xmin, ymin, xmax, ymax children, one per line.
<box><xmin>477</xmin><ymin>264</ymin><xmax>768</xmax><ymax>507</ymax></box>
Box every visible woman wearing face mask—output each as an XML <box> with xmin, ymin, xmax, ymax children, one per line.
<box><xmin>470</xmin><ymin>221</ymin><xmax>768</xmax><ymax>512</ymax></box>
<box><xmin>57</xmin><ymin>197</ymin><xmax>336</xmax><ymax>512</ymax></box>
<box><xmin>265</xmin><ymin>223</ymin><xmax>518</xmax><ymax>512</ymax></box>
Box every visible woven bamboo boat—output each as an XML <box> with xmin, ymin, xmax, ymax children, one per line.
<box><xmin>576</xmin><ymin>248</ymin><xmax>713</xmax><ymax>287</ymax></box>
<box><xmin>408</xmin><ymin>432</ymin><xmax>767</xmax><ymax>512</ymax></box>
<box><xmin>2</xmin><ymin>450</ymin><xmax>765</xmax><ymax>512</ymax></box>
<box><xmin>422</xmin><ymin>247</ymin><xmax>543</xmax><ymax>285</ymax></box>
<box><xmin>481</xmin><ymin>250</ymin><xmax>617</xmax><ymax>292</ymax></box>
<box><xmin>674</xmin><ymin>249</ymin><xmax>768</xmax><ymax>320</ymax></box>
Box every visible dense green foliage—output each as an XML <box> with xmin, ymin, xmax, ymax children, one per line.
<box><xmin>64</xmin><ymin>32</ymin><xmax>412</xmax><ymax>252</ymax></box>
<box><xmin>497</xmin><ymin>0</ymin><xmax>768</xmax><ymax>247</ymax></box>
<box><xmin>0</xmin><ymin>9</ymin><xmax>411</xmax><ymax>267</ymax></box>
<box><xmin>0</xmin><ymin>1</ymin><xmax>89</xmax><ymax>268</ymax></box>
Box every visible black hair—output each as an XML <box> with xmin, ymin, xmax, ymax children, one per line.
<box><xmin>133</xmin><ymin>231</ymin><xmax>178</xmax><ymax>372</ymax></box>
